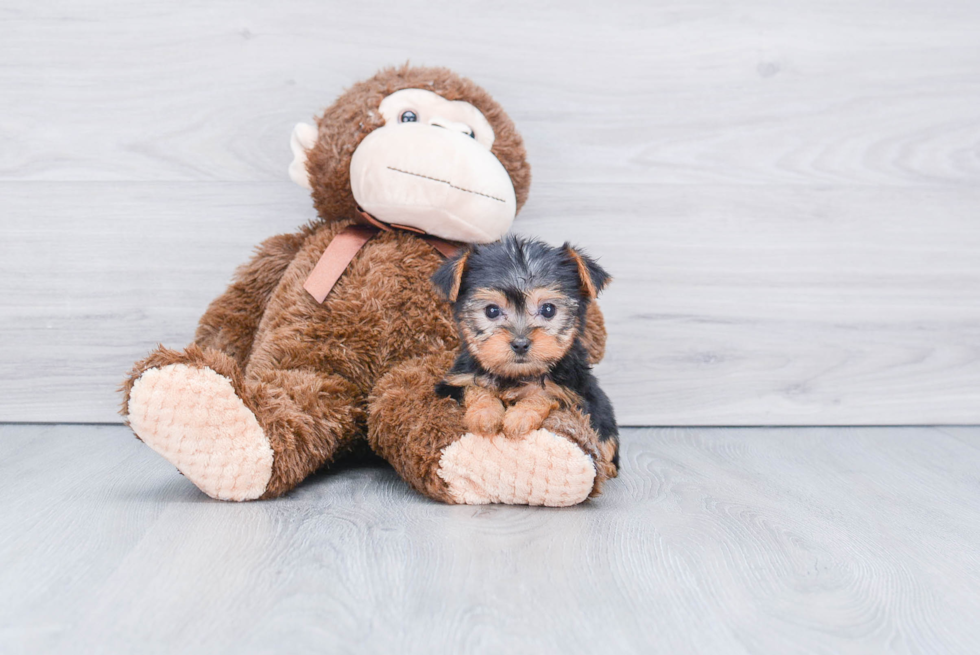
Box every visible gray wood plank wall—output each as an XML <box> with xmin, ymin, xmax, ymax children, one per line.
<box><xmin>1</xmin><ymin>1</ymin><xmax>979</xmax><ymax>425</ymax></box>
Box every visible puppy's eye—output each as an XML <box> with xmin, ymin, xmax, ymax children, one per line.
<box><xmin>400</xmin><ymin>110</ymin><xmax>418</xmax><ymax>123</ymax></box>
<box><xmin>540</xmin><ymin>303</ymin><xmax>556</xmax><ymax>319</ymax></box>
<box><xmin>485</xmin><ymin>305</ymin><xmax>501</xmax><ymax>319</ymax></box>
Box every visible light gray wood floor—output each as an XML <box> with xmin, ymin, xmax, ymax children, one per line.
<box><xmin>3</xmin><ymin>424</ymin><xmax>979</xmax><ymax>654</ymax></box>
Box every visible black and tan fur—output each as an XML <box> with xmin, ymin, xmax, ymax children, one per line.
<box><xmin>433</xmin><ymin>236</ymin><xmax>619</xmax><ymax>471</ymax></box>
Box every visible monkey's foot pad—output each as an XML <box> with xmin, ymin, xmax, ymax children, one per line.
<box><xmin>127</xmin><ymin>364</ymin><xmax>274</xmax><ymax>501</ymax></box>
<box><xmin>437</xmin><ymin>429</ymin><xmax>596</xmax><ymax>507</ymax></box>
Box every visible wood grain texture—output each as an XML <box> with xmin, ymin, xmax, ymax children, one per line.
<box><xmin>2</xmin><ymin>424</ymin><xmax>980</xmax><ymax>654</ymax></box>
<box><xmin>2</xmin><ymin>1</ymin><xmax>978</xmax><ymax>187</ymax></box>
<box><xmin>1</xmin><ymin>0</ymin><xmax>979</xmax><ymax>424</ymax></box>
<box><xmin>2</xmin><ymin>182</ymin><xmax>979</xmax><ymax>424</ymax></box>
<box><xmin>0</xmin><ymin>182</ymin><xmax>310</xmax><ymax>423</ymax></box>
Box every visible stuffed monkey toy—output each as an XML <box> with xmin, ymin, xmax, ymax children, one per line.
<box><xmin>121</xmin><ymin>65</ymin><xmax>617</xmax><ymax>507</ymax></box>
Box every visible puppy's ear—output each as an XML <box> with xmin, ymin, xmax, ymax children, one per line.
<box><xmin>431</xmin><ymin>249</ymin><xmax>471</xmax><ymax>302</ymax></box>
<box><xmin>564</xmin><ymin>244</ymin><xmax>611</xmax><ymax>300</ymax></box>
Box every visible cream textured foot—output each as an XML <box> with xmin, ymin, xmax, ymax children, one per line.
<box><xmin>127</xmin><ymin>364</ymin><xmax>274</xmax><ymax>501</ymax></box>
<box><xmin>437</xmin><ymin>429</ymin><xmax>596</xmax><ymax>507</ymax></box>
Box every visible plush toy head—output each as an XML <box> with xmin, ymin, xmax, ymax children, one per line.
<box><xmin>289</xmin><ymin>65</ymin><xmax>532</xmax><ymax>243</ymax></box>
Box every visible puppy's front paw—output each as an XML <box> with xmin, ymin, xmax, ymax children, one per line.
<box><xmin>466</xmin><ymin>402</ymin><xmax>505</xmax><ymax>437</ymax></box>
<box><xmin>502</xmin><ymin>406</ymin><xmax>547</xmax><ymax>439</ymax></box>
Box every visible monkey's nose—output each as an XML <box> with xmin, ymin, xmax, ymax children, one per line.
<box><xmin>510</xmin><ymin>337</ymin><xmax>531</xmax><ymax>355</ymax></box>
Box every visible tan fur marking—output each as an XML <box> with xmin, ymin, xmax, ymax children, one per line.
<box><xmin>443</xmin><ymin>372</ymin><xmax>478</xmax><ymax>388</ymax></box>
<box><xmin>567</xmin><ymin>247</ymin><xmax>598</xmax><ymax>300</ymax></box>
<box><xmin>464</xmin><ymin>385</ymin><xmax>506</xmax><ymax>436</ymax></box>
<box><xmin>525</xmin><ymin>287</ymin><xmax>562</xmax><ymax>314</ymax></box>
<box><xmin>468</xmin><ymin>323</ymin><xmax>572</xmax><ymax>379</ymax></box>
<box><xmin>446</xmin><ymin>250</ymin><xmax>471</xmax><ymax>302</ymax></box>
<box><xmin>472</xmin><ymin>331</ymin><xmax>517</xmax><ymax>372</ymax></box>
<box><xmin>502</xmin><ymin>385</ymin><xmax>559</xmax><ymax>439</ymax></box>
<box><xmin>470</xmin><ymin>288</ymin><xmax>509</xmax><ymax>306</ymax></box>
<box><xmin>542</xmin><ymin>377</ymin><xmax>584</xmax><ymax>410</ymax></box>
<box><xmin>488</xmin><ymin>359</ymin><xmax>551</xmax><ymax>379</ymax></box>
<box><xmin>598</xmin><ymin>439</ymin><xmax>619</xmax><ymax>479</ymax></box>
<box><xmin>458</xmin><ymin>323</ymin><xmax>482</xmax><ymax>348</ymax></box>
<box><xmin>461</xmin><ymin>286</ymin><xmax>578</xmax><ymax>377</ymax></box>
<box><xmin>459</xmin><ymin>289</ymin><xmax>511</xmax><ymax>354</ymax></box>
<box><xmin>581</xmin><ymin>302</ymin><xmax>607</xmax><ymax>365</ymax></box>
<box><xmin>528</xmin><ymin>326</ymin><xmax>576</xmax><ymax>364</ymax></box>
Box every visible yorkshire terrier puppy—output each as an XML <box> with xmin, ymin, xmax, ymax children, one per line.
<box><xmin>432</xmin><ymin>235</ymin><xmax>619</xmax><ymax>472</ymax></box>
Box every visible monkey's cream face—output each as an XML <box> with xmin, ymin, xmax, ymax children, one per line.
<box><xmin>290</xmin><ymin>89</ymin><xmax>517</xmax><ymax>244</ymax></box>
<box><xmin>350</xmin><ymin>89</ymin><xmax>517</xmax><ymax>242</ymax></box>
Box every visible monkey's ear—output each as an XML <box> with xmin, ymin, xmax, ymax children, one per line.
<box><xmin>431</xmin><ymin>249</ymin><xmax>472</xmax><ymax>302</ymax></box>
<box><xmin>564</xmin><ymin>244</ymin><xmax>611</xmax><ymax>300</ymax></box>
<box><xmin>288</xmin><ymin>122</ymin><xmax>318</xmax><ymax>190</ymax></box>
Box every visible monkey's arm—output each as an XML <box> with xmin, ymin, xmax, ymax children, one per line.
<box><xmin>193</xmin><ymin>232</ymin><xmax>306</xmax><ymax>367</ymax></box>
<box><xmin>580</xmin><ymin>303</ymin><xmax>607</xmax><ymax>365</ymax></box>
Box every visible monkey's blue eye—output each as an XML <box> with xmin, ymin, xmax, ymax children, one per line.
<box><xmin>540</xmin><ymin>303</ymin><xmax>556</xmax><ymax>319</ymax></box>
<box><xmin>400</xmin><ymin>110</ymin><xmax>418</xmax><ymax>123</ymax></box>
<box><xmin>485</xmin><ymin>305</ymin><xmax>501</xmax><ymax>319</ymax></box>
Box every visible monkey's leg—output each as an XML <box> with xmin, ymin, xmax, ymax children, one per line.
<box><xmin>122</xmin><ymin>345</ymin><xmax>361</xmax><ymax>501</ymax></box>
<box><xmin>368</xmin><ymin>353</ymin><xmax>610</xmax><ymax>507</ymax></box>
<box><xmin>539</xmin><ymin>408</ymin><xmax>618</xmax><ymax>494</ymax></box>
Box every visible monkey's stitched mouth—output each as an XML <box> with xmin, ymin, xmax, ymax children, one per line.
<box><xmin>386</xmin><ymin>166</ymin><xmax>506</xmax><ymax>203</ymax></box>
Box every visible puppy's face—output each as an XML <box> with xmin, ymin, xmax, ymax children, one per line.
<box><xmin>432</xmin><ymin>235</ymin><xmax>611</xmax><ymax>379</ymax></box>
<box><xmin>457</xmin><ymin>285</ymin><xmax>580</xmax><ymax>378</ymax></box>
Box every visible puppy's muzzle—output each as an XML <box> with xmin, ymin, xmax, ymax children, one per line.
<box><xmin>510</xmin><ymin>337</ymin><xmax>531</xmax><ymax>355</ymax></box>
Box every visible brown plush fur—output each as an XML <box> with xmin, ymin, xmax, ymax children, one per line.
<box><xmin>581</xmin><ymin>301</ymin><xmax>606</xmax><ymax>365</ymax></box>
<box><xmin>194</xmin><ymin>233</ymin><xmax>307</xmax><ymax>368</ymax></box>
<box><xmin>121</xmin><ymin>66</ymin><xmax>612</xmax><ymax>501</ymax></box>
<box><xmin>306</xmin><ymin>64</ymin><xmax>532</xmax><ymax>225</ymax></box>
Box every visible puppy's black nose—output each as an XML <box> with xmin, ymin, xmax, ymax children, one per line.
<box><xmin>510</xmin><ymin>337</ymin><xmax>530</xmax><ymax>355</ymax></box>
